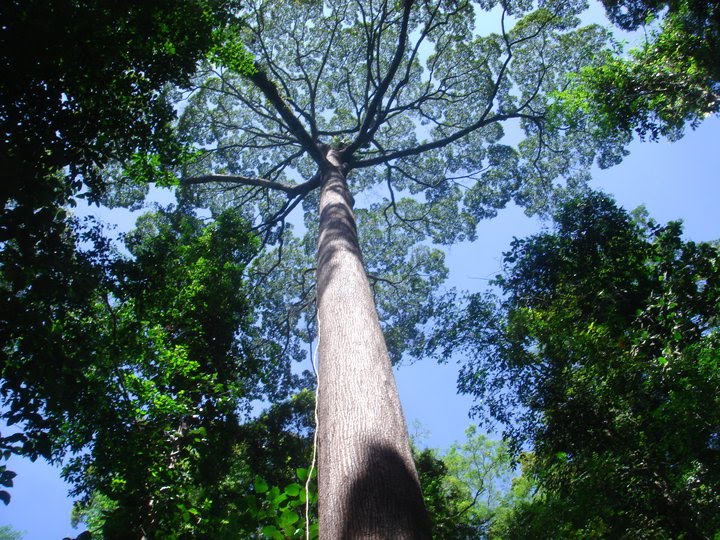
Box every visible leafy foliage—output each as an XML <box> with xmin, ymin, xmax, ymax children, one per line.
<box><xmin>1</xmin><ymin>0</ymin><xmax>236</xmax><ymax>198</ymax></box>
<box><xmin>439</xmin><ymin>192</ymin><xmax>720</xmax><ymax>536</ymax></box>
<box><xmin>0</xmin><ymin>525</ymin><xmax>24</xmax><ymax>540</ymax></box>
<box><xmin>557</xmin><ymin>0</ymin><xmax>719</xmax><ymax>140</ymax></box>
<box><xmin>73</xmin><ymin>396</ymin><xmax>318</xmax><ymax>539</ymax></box>
<box><xmin>174</xmin><ymin>0</ymin><xmax>631</xmax><ymax>370</ymax></box>
<box><xmin>415</xmin><ymin>426</ymin><xmax>514</xmax><ymax>538</ymax></box>
<box><xmin>0</xmin><ymin>0</ymin><xmax>241</xmax><ymax>419</ymax></box>
<box><xmin>0</xmin><ymin>1</ymin><xmax>259</xmax><ymax>519</ymax></box>
<box><xmin>181</xmin><ymin>0</ymin><xmax>623</xmax><ymax>220</ymax></box>
<box><xmin>1</xmin><ymin>0</ymin><xmax>233</xmax><ymax>304</ymax></box>
<box><xmin>4</xmin><ymin>0</ymin><xmax>717</xmax><ymax>535</ymax></box>
<box><xmin>62</xmin><ymin>208</ymin><xmax>260</xmax><ymax>537</ymax></box>
<box><xmin>2</xmin><ymin>204</ymin><xmax>320</xmax><ymax>537</ymax></box>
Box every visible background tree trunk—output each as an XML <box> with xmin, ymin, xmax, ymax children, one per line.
<box><xmin>315</xmin><ymin>149</ymin><xmax>430</xmax><ymax>539</ymax></box>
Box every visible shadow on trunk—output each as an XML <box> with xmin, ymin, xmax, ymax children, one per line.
<box><xmin>340</xmin><ymin>443</ymin><xmax>431</xmax><ymax>539</ymax></box>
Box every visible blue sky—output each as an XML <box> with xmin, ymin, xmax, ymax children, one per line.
<box><xmin>3</xmin><ymin>115</ymin><xmax>718</xmax><ymax>540</ymax></box>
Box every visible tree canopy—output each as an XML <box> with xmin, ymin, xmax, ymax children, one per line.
<box><xmin>1</xmin><ymin>0</ymin><xmax>235</xmax><ymax>196</ymax></box>
<box><xmin>438</xmin><ymin>192</ymin><xmax>720</xmax><ymax>537</ymax></box>
<box><xmin>560</xmin><ymin>0</ymin><xmax>720</xmax><ymax>140</ymax></box>
<box><xmin>169</xmin><ymin>0</ymin><xmax>634</xmax><ymax>372</ymax></box>
<box><xmin>415</xmin><ymin>425</ymin><xmax>515</xmax><ymax>538</ymax></box>
<box><xmin>179</xmin><ymin>0</ymin><xmax>625</xmax><ymax>222</ymax></box>
<box><xmin>1</xmin><ymin>0</ymin><xmax>244</xmax><ymax>514</ymax></box>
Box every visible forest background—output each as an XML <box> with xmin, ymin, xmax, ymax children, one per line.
<box><xmin>1</xmin><ymin>0</ymin><xmax>719</xmax><ymax>537</ymax></box>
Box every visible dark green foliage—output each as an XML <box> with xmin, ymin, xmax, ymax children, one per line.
<box><xmin>2</xmin><ymin>206</ymin><xmax>267</xmax><ymax>536</ymax></box>
<box><xmin>238</xmin><ymin>390</ymin><xmax>317</xmax><ymax>489</ymax></box>
<box><xmin>68</xmin><ymin>209</ymin><xmax>258</xmax><ymax>537</ymax></box>
<box><xmin>0</xmin><ymin>0</ymin><xmax>238</xmax><ymax>442</ymax></box>
<box><xmin>440</xmin><ymin>193</ymin><xmax>720</xmax><ymax>537</ymax></box>
<box><xmin>0</xmin><ymin>0</ymin><xmax>236</xmax><ymax>354</ymax></box>
<box><xmin>1</xmin><ymin>0</ymin><xmax>234</xmax><ymax>199</ymax></box>
<box><xmin>600</xmin><ymin>0</ymin><xmax>715</xmax><ymax>32</ymax></box>
<box><xmin>0</xmin><ymin>525</ymin><xmax>24</xmax><ymax>540</ymax></box>
<box><xmin>1</xmin><ymin>204</ymin><xmax>321</xmax><ymax>537</ymax></box>
<box><xmin>0</xmin><ymin>0</ymin><xmax>246</xmax><ymax>515</ymax></box>
<box><xmin>415</xmin><ymin>448</ymin><xmax>487</xmax><ymax>539</ymax></box>
<box><xmin>73</xmin><ymin>396</ymin><xmax>318</xmax><ymax>539</ymax></box>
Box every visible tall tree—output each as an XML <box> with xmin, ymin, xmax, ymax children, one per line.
<box><xmin>438</xmin><ymin>193</ymin><xmax>720</xmax><ymax>537</ymax></box>
<box><xmin>3</xmin><ymin>206</ymin><xmax>272</xmax><ymax>537</ymax></box>
<box><xmin>0</xmin><ymin>0</ymin><xmax>239</xmax><ymax>489</ymax></box>
<box><xmin>173</xmin><ymin>0</ymin><xmax>623</xmax><ymax>535</ymax></box>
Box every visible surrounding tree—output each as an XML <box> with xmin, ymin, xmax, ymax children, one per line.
<box><xmin>72</xmin><ymin>391</ymin><xmax>319</xmax><ymax>539</ymax></box>
<box><xmin>415</xmin><ymin>425</ymin><xmax>514</xmax><ymax>538</ymax></box>
<box><xmin>3</xmin><ymin>206</ymin><xmax>273</xmax><ymax>536</ymax></box>
<box><xmin>558</xmin><ymin>0</ymin><xmax>720</xmax><ymax>140</ymax></box>
<box><xmin>1</xmin><ymin>0</ymin><xmax>236</xmax><ymax>200</ymax></box>
<box><xmin>0</xmin><ymin>0</ymin><xmax>240</xmax><ymax>503</ymax></box>
<box><xmin>437</xmin><ymin>192</ymin><xmax>720</xmax><ymax>537</ymax></box>
<box><xmin>172</xmin><ymin>0</ymin><xmax>627</xmax><ymax>533</ymax></box>
<box><xmin>0</xmin><ymin>525</ymin><xmax>24</xmax><ymax>540</ymax></box>
<box><xmin>0</xmin><ymin>202</ymin><xmax>323</xmax><ymax>538</ymax></box>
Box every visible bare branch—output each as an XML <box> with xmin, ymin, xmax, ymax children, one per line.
<box><xmin>247</xmin><ymin>69</ymin><xmax>325</xmax><ymax>163</ymax></box>
<box><xmin>183</xmin><ymin>172</ymin><xmax>320</xmax><ymax>198</ymax></box>
<box><xmin>348</xmin><ymin>0</ymin><xmax>415</xmax><ymax>154</ymax></box>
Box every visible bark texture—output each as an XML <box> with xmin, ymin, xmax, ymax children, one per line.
<box><xmin>316</xmin><ymin>149</ymin><xmax>430</xmax><ymax>539</ymax></box>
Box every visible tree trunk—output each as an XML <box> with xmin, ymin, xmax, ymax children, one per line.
<box><xmin>315</xmin><ymin>149</ymin><xmax>430</xmax><ymax>539</ymax></box>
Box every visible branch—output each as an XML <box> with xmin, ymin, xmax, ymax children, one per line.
<box><xmin>182</xmin><ymin>172</ymin><xmax>320</xmax><ymax>198</ymax></box>
<box><xmin>347</xmin><ymin>0</ymin><xmax>415</xmax><ymax>154</ymax></box>
<box><xmin>380</xmin><ymin>1</ymin><xmax>459</xmax><ymax>126</ymax></box>
<box><xmin>256</xmin><ymin>190</ymin><xmax>306</xmax><ymax>234</ymax></box>
<box><xmin>305</xmin><ymin>6</ymin><xmax>346</xmax><ymax>139</ymax></box>
<box><xmin>247</xmin><ymin>69</ymin><xmax>325</xmax><ymax>164</ymax></box>
<box><xmin>382</xmin><ymin>163</ymin><xmax>426</xmax><ymax>236</ymax></box>
<box><xmin>351</xmin><ymin>112</ymin><xmax>542</xmax><ymax>169</ymax></box>
<box><xmin>351</xmin><ymin>6</ymin><xmax>558</xmax><ymax>170</ymax></box>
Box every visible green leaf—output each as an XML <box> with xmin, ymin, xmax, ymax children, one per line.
<box><xmin>261</xmin><ymin>525</ymin><xmax>283</xmax><ymax>539</ymax></box>
<box><xmin>254</xmin><ymin>478</ymin><xmax>269</xmax><ymax>494</ymax></box>
<box><xmin>280</xmin><ymin>510</ymin><xmax>300</xmax><ymax>527</ymax></box>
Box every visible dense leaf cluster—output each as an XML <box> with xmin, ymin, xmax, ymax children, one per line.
<box><xmin>559</xmin><ymin>0</ymin><xmax>720</xmax><ymax>140</ymax></box>
<box><xmin>1</xmin><ymin>0</ymin><xmax>234</xmax><ymax>196</ymax></box>
<box><xmin>415</xmin><ymin>425</ymin><xmax>515</xmax><ymax>538</ymax></box>
<box><xmin>1</xmin><ymin>2</ymin><xmax>239</xmax><ymax>415</ymax></box>
<box><xmin>1</xmin><ymin>0</ymin><xmax>240</xmax><ymax>471</ymax></box>
<box><xmin>175</xmin><ymin>0</ymin><xmax>633</xmax><ymax>374</ymax></box>
<box><xmin>439</xmin><ymin>193</ymin><xmax>720</xmax><ymax>536</ymax></box>
<box><xmin>0</xmin><ymin>203</ymin><xmax>322</xmax><ymax>538</ymax></box>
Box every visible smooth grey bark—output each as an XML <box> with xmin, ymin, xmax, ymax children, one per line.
<box><xmin>315</xmin><ymin>149</ymin><xmax>430</xmax><ymax>539</ymax></box>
